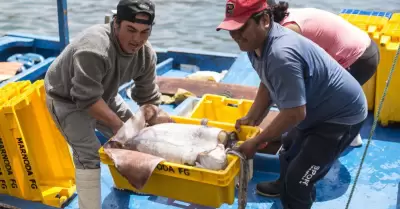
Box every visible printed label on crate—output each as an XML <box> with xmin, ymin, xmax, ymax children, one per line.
<box><xmin>155</xmin><ymin>164</ymin><xmax>191</xmax><ymax>176</ymax></box>
<box><xmin>0</xmin><ymin>167</ymin><xmax>7</xmax><ymax>191</ymax></box>
<box><xmin>16</xmin><ymin>137</ymin><xmax>38</xmax><ymax>189</ymax></box>
<box><xmin>0</xmin><ymin>137</ymin><xmax>19</xmax><ymax>190</ymax></box>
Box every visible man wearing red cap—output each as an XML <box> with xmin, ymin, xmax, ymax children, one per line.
<box><xmin>217</xmin><ymin>0</ymin><xmax>367</xmax><ymax>208</ymax></box>
<box><xmin>44</xmin><ymin>0</ymin><xmax>162</xmax><ymax>208</ymax></box>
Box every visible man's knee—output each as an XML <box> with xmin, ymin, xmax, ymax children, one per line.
<box><xmin>280</xmin><ymin>151</ymin><xmax>324</xmax><ymax>209</ymax></box>
<box><xmin>281</xmin><ymin>128</ymin><xmax>301</xmax><ymax>151</ymax></box>
<box><xmin>72</xmin><ymin>145</ymin><xmax>101</xmax><ymax>169</ymax></box>
<box><xmin>67</xmin><ymin>133</ymin><xmax>102</xmax><ymax>169</ymax></box>
<box><xmin>65</xmin><ymin>131</ymin><xmax>102</xmax><ymax>169</ymax></box>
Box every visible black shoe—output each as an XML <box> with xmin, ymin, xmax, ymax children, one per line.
<box><xmin>256</xmin><ymin>180</ymin><xmax>281</xmax><ymax>197</ymax></box>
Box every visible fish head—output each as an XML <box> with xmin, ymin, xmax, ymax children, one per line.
<box><xmin>196</xmin><ymin>144</ymin><xmax>228</xmax><ymax>171</ymax></box>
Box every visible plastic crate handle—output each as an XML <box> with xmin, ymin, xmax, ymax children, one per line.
<box><xmin>226</xmin><ymin>103</ymin><xmax>239</xmax><ymax>108</ymax></box>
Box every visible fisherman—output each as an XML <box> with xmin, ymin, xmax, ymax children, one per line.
<box><xmin>44</xmin><ymin>0</ymin><xmax>161</xmax><ymax>208</ymax></box>
<box><xmin>269</xmin><ymin>1</ymin><xmax>380</xmax><ymax>146</ymax></box>
<box><xmin>216</xmin><ymin>0</ymin><xmax>367</xmax><ymax>208</ymax></box>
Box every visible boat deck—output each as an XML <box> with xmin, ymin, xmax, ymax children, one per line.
<box><xmin>0</xmin><ymin>113</ymin><xmax>398</xmax><ymax>209</ymax></box>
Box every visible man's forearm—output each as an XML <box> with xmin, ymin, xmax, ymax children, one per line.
<box><xmin>247</xmin><ymin>82</ymin><xmax>272</xmax><ymax>124</ymax></box>
<box><xmin>88</xmin><ymin>99</ymin><xmax>123</xmax><ymax>134</ymax></box>
<box><xmin>131</xmin><ymin>84</ymin><xmax>161</xmax><ymax>107</ymax></box>
<box><xmin>254</xmin><ymin>106</ymin><xmax>305</xmax><ymax>144</ymax></box>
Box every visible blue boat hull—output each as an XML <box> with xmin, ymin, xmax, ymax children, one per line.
<box><xmin>0</xmin><ymin>31</ymin><xmax>399</xmax><ymax>209</ymax></box>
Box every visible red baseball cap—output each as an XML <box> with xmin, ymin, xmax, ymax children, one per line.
<box><xmin>216</xmin><ymin>0</ymin><xmax>269</xmax><ymax>31</ymax></box>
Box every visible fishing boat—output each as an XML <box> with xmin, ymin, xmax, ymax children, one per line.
<box><xmin>0</xmin><ymin>0</ymin><xmax>399</xmax><ymax>208</ymax></box>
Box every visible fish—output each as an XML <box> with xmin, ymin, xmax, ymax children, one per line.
<box><xmin>105</xmin><ymin>104</ymin><xmax>239</xmax><ymax>171</ymax></box>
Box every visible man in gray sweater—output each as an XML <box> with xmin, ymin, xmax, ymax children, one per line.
<box><xmin>44</xmin><ymin>0</ymin><xmax>161</xmax><ymax>208</ymax></box>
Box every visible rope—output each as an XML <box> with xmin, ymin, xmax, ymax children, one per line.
<box><xmin>345</xmin><ymin>44</ymin><xmax>400</xmax><ymax>209</ymax></box>
<box><xmin>226</xmin><ymin>149</ymin><xmax>249</xmax><ymax>209</ymax></box>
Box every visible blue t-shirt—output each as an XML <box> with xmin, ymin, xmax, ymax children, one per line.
<box><xmin>248</xmin><ymin>23</ymin><xmax>367</xmax><ymax>129</ymax></box>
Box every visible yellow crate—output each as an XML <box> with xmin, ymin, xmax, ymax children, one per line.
<box><xmin>0</xmin><ymin>89</ymin><xmax>15</xmax><ymax>195</ymax></box>
<box><xmin>362</xmin><ymin>75</ymin><xmax>376</xmax><ymax>110</ymax></box>
<box><xmin>99</xmin><ymin>116</ymin><xmax>261</xmax><ymax>208</ymax></box>
<box><xmin>0</xmin><ymin>80</ymin><xmax>76</xmax><ymax>207</ymax></box>
<box><xmin>339</xmin><ymin>13</ymin><xmax>390</xmax><ymax>33</ymax></box>
<box><xmin>389</xmin><ymin>13</ymin><xmax>400</xmax><ymax>23</ymax></box>
<box><xmin>339</xmin><ymin>14</ymin><xmax>390</xmax><ymax>111</ymax></box>
<box><xmin>375</xmin><ymin>23</ymin><xmax>400</xmax><ymax>126</ymax></box>
<box><xmin>0</xmin><ymin>81</ymin><xmax>32</xmax><ymax>197</ymax></box>
<box><xmin>0</xmin><ymin>81</ymin><xmax>31</xmax><ymax>100</ymax></box>
<box><xmin>189</xmin><ymin>94</ymin><xmax>253</xmax><ymax>125</ymax></box>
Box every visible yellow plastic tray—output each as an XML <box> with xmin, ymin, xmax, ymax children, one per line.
<box><xmin>0</xmin><ymin>80</ymin><xmax>76</xmax><ymax>207</ymax></box>
<box><xmin>339</xmin><ymin>13</ymin><xmax>390</xmax><ymax>33</ymax></box>
<box><xmin>99</xmin><ymin>116</ymin><xmax>260</xmax><ymax>208</ymax></box>
<box><xmin>189</xmin><ymin>94</ymin><xmax>253</xmax><ymax>125</ymax></box>
<box><xmin>0</xmin><ymin>81</ymin><xmax>32</xmax><ymax>197</ymax></box>
<box><xmin>389</xmin><ymin>13</ymin><xmax>400</xmax><ymax>23</ymax></box>
<box><xmin>339</xmin><ymin>14</ymin><xmax>391</xmax><ymax>111</ymax></box>
<box><xmin>375</xmin><ymin>23</ymin><xmax>400</xmax><ymax>126</ymax></box>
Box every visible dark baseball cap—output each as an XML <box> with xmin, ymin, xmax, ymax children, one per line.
<box><xmin>116</xmin><ymin>0</ymin><xmax>155</xmax><ymax>25</ymax></box>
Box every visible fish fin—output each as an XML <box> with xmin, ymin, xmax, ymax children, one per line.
<box><xmin>195</xmin><ymin>162</ymin><xmax>205</xmax><ymax>168</ymax></box>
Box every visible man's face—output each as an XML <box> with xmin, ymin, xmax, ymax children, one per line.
<box><xmin>114</xmin><ymin>13</ymin><xmax>152</xmax><ymax>54</ymax></box>
<box><xmin>229</xmin><ymin>14</ymin><xmax>270</xmax><ymax>52</ymax></box>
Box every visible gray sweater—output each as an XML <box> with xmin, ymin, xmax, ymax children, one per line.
<box><xmin>44</xmin><ymin>22</ymin><xmax>161</xmax><ymax>110</ymax></box>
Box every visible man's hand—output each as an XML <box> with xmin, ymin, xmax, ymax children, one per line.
<box><xmin>88</xmin><ymin>99</ymin><xmax>124</xmax><ymax>134</ymax></box>
<box><xmin>235</xmin><ymin>115</ymin><xmax>257</xmax><ymax>132</ymax></box>
<box><xmin>235</xmin><ymin>138</ymin><xmax>259</xmax><ymax>159</ymax></box>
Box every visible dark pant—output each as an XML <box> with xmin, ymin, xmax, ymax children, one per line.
<box><xmin>348</xmin><ymin>39</ymin><xmax>380</xmax><ymax>86</ymax></box>
<box><xmin>278</xmin><ymin>121</ymin><xmax>364</xmax><ymax>209</ymax></box>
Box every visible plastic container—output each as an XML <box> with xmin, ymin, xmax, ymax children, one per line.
<box><xmin>339</xmin><ymin>12</ymin><xmax>392</xmax><ymax>111</ymax></box>
<box><xmin>98</xmin><ymin>116</ymin><xmax>261</xmax><ymax>208</ymax></box>
<box><xmin>188</xmin><ymin>94</ymin><xmax>253</xmax><ymax>125</ymax></box>
<box><xmin>0</xmin><ymin>80</ymin><xmax>76</xmax><ymax>207</ymax></box>
<box><xmin>0</xmin><ymin>81</ymin><xmax>32</xmax><ymax>197</ymax></box>
<box><xmin>389</xmin><ymin>13</ymin><xmax>400</xmax><ymax>23</ymax></box>
<box><xmin>339</xmin><ymin>13</ymin><xmax>390</xmax><ymax>33</ymax></box>
<box><xmin>375</xmin><ymin>23</ymin><xmax>400</xmax><ymax>126</ymax></box>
